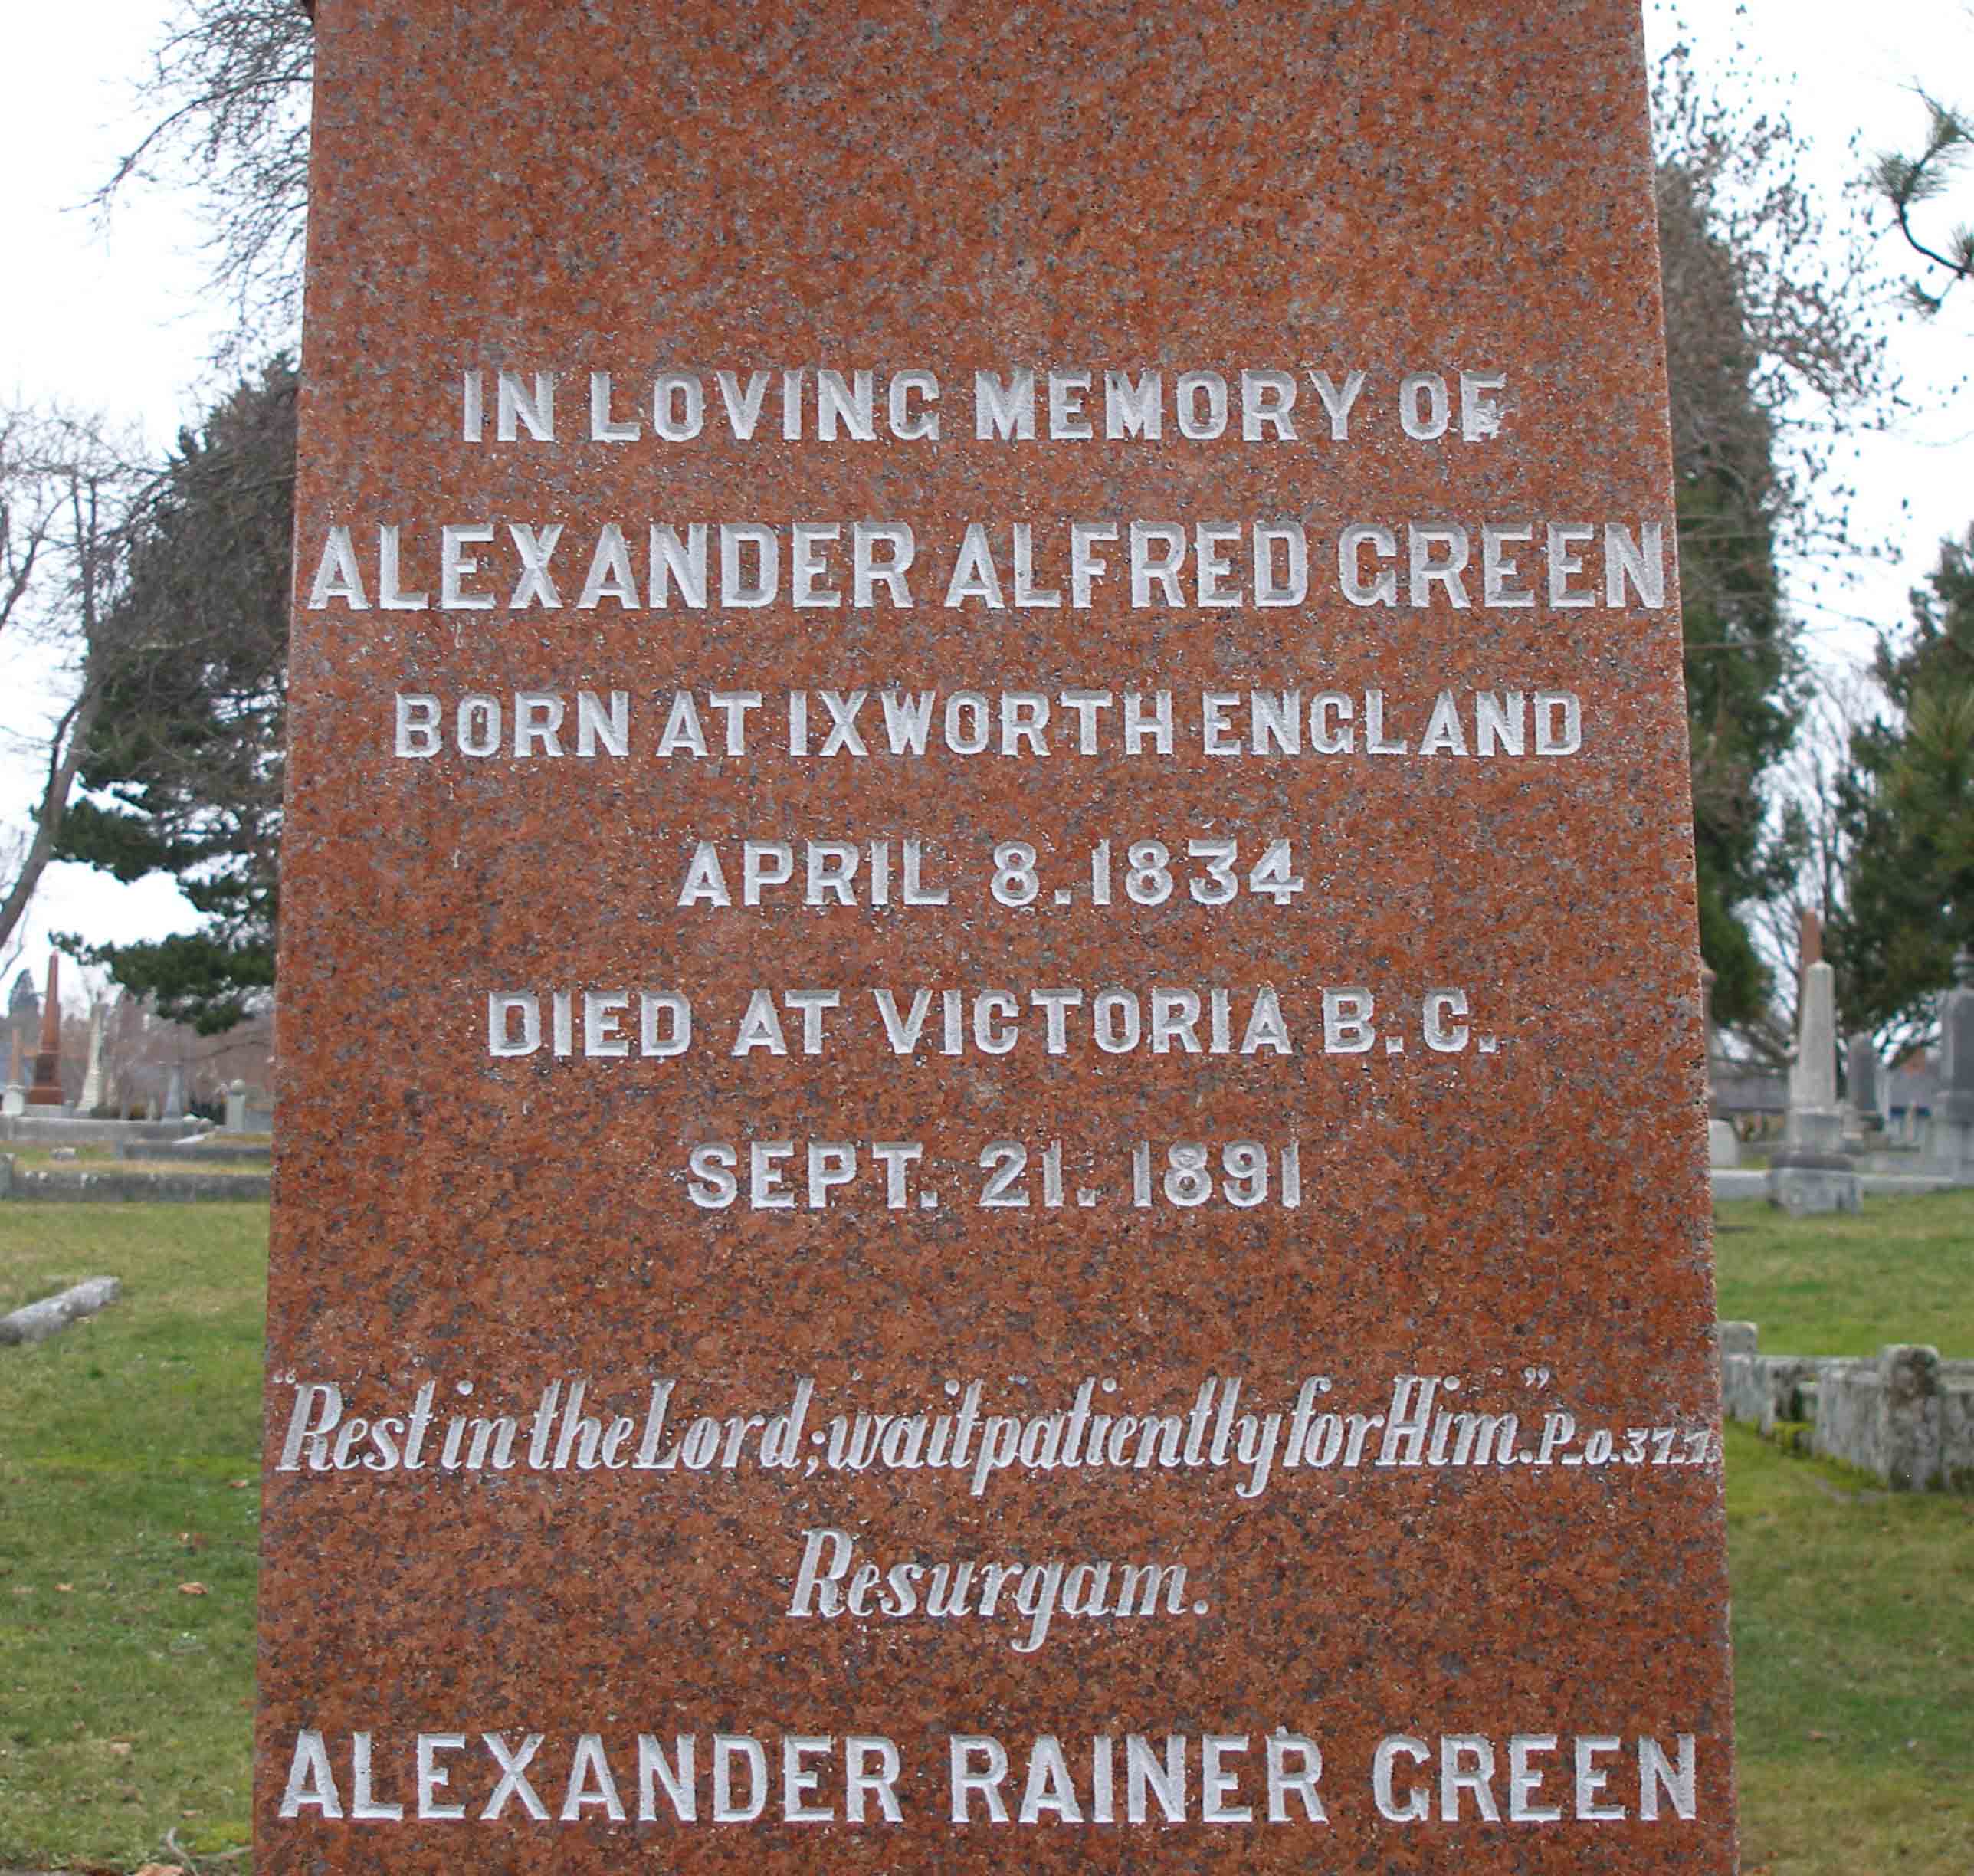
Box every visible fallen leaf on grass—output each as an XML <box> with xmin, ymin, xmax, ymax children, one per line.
<box><xmin>107</xmin><ymin>1740</ymin><xmax>133</xmax><ymax>1756</ymax></box>
<box><xmin>228</xmin><ymin>1478</ymin><xmax>252</xmax><ymax>1489</ymax></box>
<box><xmin>55</xmin><ymin>1582</ymin><xmax>74</xmax><ymax>1592</ymax></box>
<box><xmin>176</xmin><ymin>1581</ymin><xmax>208</xmax><ymax>1596</ymax></box>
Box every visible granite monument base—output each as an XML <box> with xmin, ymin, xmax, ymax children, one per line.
<box><xmin>1766</xmin><ymin>1150</ymin><xmax>1862</xmax><ymax>1217</ymax></box>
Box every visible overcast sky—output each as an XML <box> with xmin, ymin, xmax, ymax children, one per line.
<box><xmin>2</xmin><ymin>0</ymin><xmax>1971</xmax><ymax>990</ymax></box>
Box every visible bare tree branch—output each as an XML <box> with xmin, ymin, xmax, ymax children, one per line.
<box><xmin>0</xmin><ymin>412</ymin><xmax>153</xmax><ymax>957</ymax></box>
<box><xmin>0</xmin><ymin>670</ymin><xmax>110</xmax><ymax>956</ymax></box>
<box><xmin>93</xmin><ymin>1</ymin><xmax>316</xmax><ymax>356</ymax></box>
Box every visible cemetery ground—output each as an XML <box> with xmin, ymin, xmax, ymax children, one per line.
<box><xmin>0</xmin><ymin>1199</ymin><xmax>1966</xmax><ymax>1873</ymax></box>
<box><xmin>2</xmin><ymin>1150</ymin><xmax>265</xmax><ymax>1180</ymax></box>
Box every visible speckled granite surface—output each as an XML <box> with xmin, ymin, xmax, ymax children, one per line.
<box><xmin>256</xmin><ymin>2</ymin><xmax>1733</xmax><ymax>1867</ymax></box>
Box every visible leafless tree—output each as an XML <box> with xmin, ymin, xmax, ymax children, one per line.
<box><xmin>1653</xmin><ymin>43</ymin><xmax>1895</xmax><ymax>562</ymax></box>
<box><xmin>1646</xmin><ymin>43</ymin><xmax>1898</xmax><ymax>1028</ymax></box>
<box><xmin>0</xmin><ymin>411</ymin><xmax>152</xmax><ymax>957</ymax></box>
<box><xmin>0</xmin><ymin>828</ymin><xmax>27</xmax><ymax>989</ymax></box>
<box><xmin>1743</xmin><ymin>664</ymin><xmax>1877</xmax><ymax>1030</ymax></box>
<box><xmin>94</xmin><ymin>0</ymin><xmax>315</xmax><ymax>352</ymax></box>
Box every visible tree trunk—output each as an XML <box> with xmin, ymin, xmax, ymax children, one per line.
<box><xmin>0</xmin><ymin>669</ymin><xmax>107</xmax><ymax>956</ymax></box>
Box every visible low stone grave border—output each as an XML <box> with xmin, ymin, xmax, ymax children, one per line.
<box><xmin>1720</xmin><ymin>1322</ymin><xmax>1974</xmax><ymax>1491</ymax></box>
<box><xmin>0</xmin><ymin>1156</ymin><xmax>270</xmax><ymax>1204</ymax></box>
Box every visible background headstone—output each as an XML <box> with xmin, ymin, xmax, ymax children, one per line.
<box><xmin>25</xmin><ymin>955</ymin><xmax>65</xmax><ymax>1109</ymax></box>
<box><xmin>1702</xmin><ymin>965</ymin><xmax>1740</xmax><ymax>1166</ymax></box>
<box><xmin>1842</xmin><ymin>1030</ymin><xmax>1883</xmax><ymax>1145</ymax></box>
<box><xmin>77</xmin><ymin>1008</ymin><xmax>105</xmax><ymax>1115</ymax></box>
<box><xmin>1772</xmin><ymin>961</ymin><xmax>1859</xmax><ymax>1212</ymax></box>
<box><xmin>256</xmin><ymin>2</ymin><xmax>1735</xmax><ymax>1867</ymax></box>
<box><xmin>1885</xmin><ymin>1050</ymin><xmax>1935</xmax><ymax>1145</ymax></box>
<box><xmin>1927</xmin><ymin>950</ymin><xmax>1974</xmax><ymax>1177</ymax></box>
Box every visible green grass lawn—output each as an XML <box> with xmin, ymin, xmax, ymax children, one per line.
<box><xmin>0</xmin><ymin>1205</ymin><xmax>264</xmax><ymax>1864</ymax></box>
<box><xmin>1714</xmin><ymin>1189</ymin><xmax>1974</xmax><ymax>1354</ymax></box>
<box><xmin>1727</xmin><ymin>1421</ymin><xmax>1974</xmax><ymax>1874</ymax></box>
<box><xmin>0</xmin><ymin>1194</ymin><xmax>1969</xmax><ymax>1871</ymax></box>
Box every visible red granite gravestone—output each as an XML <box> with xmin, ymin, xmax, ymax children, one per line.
<box><xmin>26</xmin><ymin>954</ymin><xmax>65</xmax><ymax>1107</ymax></box>
<box><xmin>256</xmin><ymin>1</ymin><xmax>1735</xmax><ymax>1868</ymax></box>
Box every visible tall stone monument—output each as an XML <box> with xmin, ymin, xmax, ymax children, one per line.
<box><xmin>25</xmin><ymin>955</ymin><xmax>66</xmax><ymax>1109</ymax></box>
<box><xmin>257</xmin><ymin>2</ymin><xmax>1735</xmax><ymax>1868</ymax></box>
<box><xmin>1784</xmin><ymin>957</ymin><xmax>1841</xmax><ymax>1153</ymax></box>
<box><xmin>1769</xmin><ymin>952</ymin><xmax>1859</xmax><ymax>1215</ymax></box>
